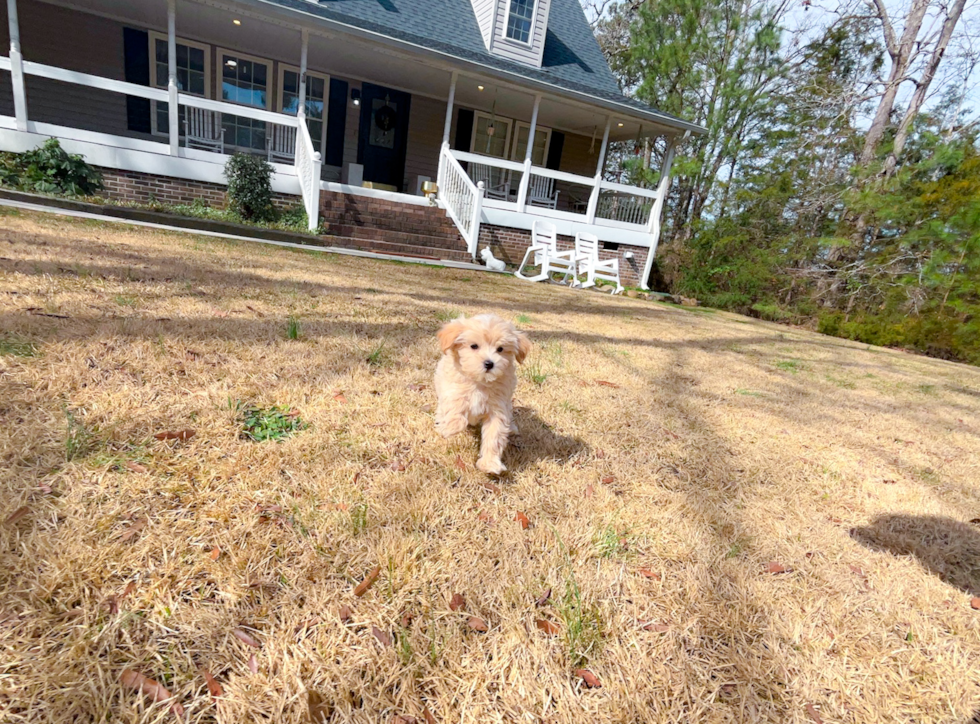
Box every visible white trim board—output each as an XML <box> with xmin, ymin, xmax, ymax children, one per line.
<box><xmin>480</xmin><ymin>204</ymin><xmax>653</xmax><ymax>248</ymax></box>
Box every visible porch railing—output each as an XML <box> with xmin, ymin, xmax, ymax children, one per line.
<box><xmin>0</xmin><ymin>57</ymin><xmax>328</xmax><ymax>228</ymax></box>
<box><xmin>438</xmin><ymin>142</ymin><xmax>484</xmax><ymax>258</ymax></box>
<box><xmin>294</xmin><ymin>119</ymin><xmax>322</xmax><ymax>232</ymax></box>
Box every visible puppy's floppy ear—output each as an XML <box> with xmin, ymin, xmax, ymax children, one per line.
<box><xmin>515</xmin><ymin>330</ymin><xmax>532</xmax><ymax>364</ymax></box>
<box><xmin>437</xmin><ymin>319</ymin><xmax>465</xmax><ymax>354</ymax></box>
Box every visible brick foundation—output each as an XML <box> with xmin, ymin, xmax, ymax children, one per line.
<box><xmin>477</xmin><ymin>224</ymin><xmax>644</xmax><ymax>287</ymax></box>
<box><xmin>97</xmin><ymin>168</ymin><xmax>299</xmax><ymax>209</ymax></box>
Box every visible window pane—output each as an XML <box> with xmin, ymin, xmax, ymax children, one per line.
<box><xmin>223</xmin><ymin>59</ymin><xmax>236</xmax><ymax>79</ymax></box>
<box><xmin>239</xmin><ymin>59</ymin><xmax>252</xmax><ymax>82</ymax></box>
<box><xmin>155</xmin><ymin>39</ymin><xmax>167</xmax><ymax>64</ymax></box>
<box><xmin>176</xmin><ymin>44</ymin><xmax>188</xmax><ymax>67</ymax></box>
<box><xmin>189</xmin><ymin>47</ymin><xmax>205</xmax><ymax>72</ymax></box>
<box><xmin>283</xmin><ymin>70</ymin><xmax>298</xmax><ymax>96</ymax></box>
<box><xmin>189</xmin><ymin>72</ymin><xmax>205</xmax><ymax>96</ymax></box>
<box><xmin>254</xmin><ymin>63</ymin><xmax>267</xmax><ymax>86</ymax></box>
<box><xmin>155</xmin><ymin>62</ymin><xmax>168</xmax><ymax>88</ymax></box>
<box><xmin>307</xmin><ymin>99</ymin><xmax>324</xmax><ymax>121</ymax></box>
<box><xmin>309</xmin><ymin>77</ymin><xmax>324</xmax><ymax>99</ymax></box>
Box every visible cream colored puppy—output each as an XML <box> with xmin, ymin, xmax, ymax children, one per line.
<box><xmin>434</xmin><ymin>314</ymin><xmax>531</xmax><ymax>475</ymax></box>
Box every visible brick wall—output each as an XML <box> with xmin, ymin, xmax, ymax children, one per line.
<box><xmin>98</xmin><ymin>168</ymin><xmax>300</xmax><ymax>209</ymax></box>
<box><xmin>477</xmin><ymin>224</ymin><xmax>645</xmax><ymax>287</ymax></box>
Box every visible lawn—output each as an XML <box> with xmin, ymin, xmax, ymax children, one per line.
<box><xmin>1</xmin><ymin>208</ymin><xmax>979</xmax><ymax>724</ymax></box>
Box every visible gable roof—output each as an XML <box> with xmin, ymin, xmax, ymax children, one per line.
<box><xmin>252</xmin><ymin>0</ymin><xmax>704</xmax><ymax>134</ymax></box>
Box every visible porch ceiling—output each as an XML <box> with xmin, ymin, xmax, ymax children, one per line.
<box><xmin>37</xmin><ymin>0</ymin><xmax>680</xmax><ymax>140</ymax></box>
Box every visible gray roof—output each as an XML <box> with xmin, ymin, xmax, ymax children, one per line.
<box><xmin>253</xmin><ymin>0</ymin><xmax>703</xmax><ymax>134</ymax></box>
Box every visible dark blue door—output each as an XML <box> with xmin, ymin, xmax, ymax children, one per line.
<box><xmin>357</xmin><ymin>83</ymin><xmax>412</xmax><ymax>191</ymax></box>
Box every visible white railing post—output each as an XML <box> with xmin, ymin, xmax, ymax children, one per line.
<box><xmin>298</xmin><ymin>29</ymin><xmax>309</xmax><ymax>120</ymax></box>
<box><xmin>471</xmin><ymin>180</ymin><xmax>484</xmax><ymax>259</ymax></box>
<box><xmin>7</xmin><ymin>0</ymin><xmax>28</xmax><ymax>131</ymax></box>
<box><xmin>516</xmin><ymin>93</ymin><xmax>541</xmax><ymax>212</ymax></box>
<box><xmin>641</xmin><ymin>133</ymin><xmax>684</xmax><ymax>290</ymax></box>
<box><xmin>586</xmin><ymin>117</ymin><xmax>611</xmax><ymax>224</ymax></box>
<box><xmin>167</xmin><ymin>0</ymin><xmax>179</xmax><ymax>156</ymax></box>
<box><xmin>294</xmin><ymin>118</ymin><xmax>321</xmax><ymax>232</ymax></box>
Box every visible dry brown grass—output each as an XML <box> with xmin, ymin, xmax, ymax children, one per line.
<box><xmin>2</xmin><ymin>207</ymin><xmax>980</xmax><ymax>724</ymax></box>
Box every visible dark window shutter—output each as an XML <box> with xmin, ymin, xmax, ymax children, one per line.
<box><xmin>453</xmin><ymin>109</ymin><xmax>473</xmax><ymax>152</ymax></box>
<box><xmin>122</xmin><ymin>28</ymin><xmax>152</xmax><ymax>134</ymax></box>
<box><xmin>325</xmin><ymin>78</ymin><xmax>348</xmax><ymax>168</ymax></box>
<box><xmin>546</xmin><ymin>131</ymin><xmax>564</xmax><ymax>170</ymax></box>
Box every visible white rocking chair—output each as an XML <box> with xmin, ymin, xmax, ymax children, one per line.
<box><xmin>527</xmin><ymin>175</ymin><xmax>560</xmax><ymax>209</ymax></box>
<box><xmin>574</xmin><ymin>232</ymin><xmax>623</xmax><ymax>294</ymax></box>
<box><xmin>267</xmin><ymin>123</ymin><xmax>297</xmax><ymax>164</ymax></box>
<box><xmin>184</xmin><ymin>107</ymin><xmax>224</xmax><ymax>154</ymax></box>
<box><xmin>470</xmin><ymin>163</ymin><xmax>510</xmax><ymax>200</ymax></box>
<box><xmin>515</xmin><ymin>220</ymin><xmax>577</xmax><ymax>283</ymax></box>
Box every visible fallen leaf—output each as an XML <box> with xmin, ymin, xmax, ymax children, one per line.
<box><xmin>4</xmin><ymin>506</ymin><xmax>30</xmax><ymax>527</ymax></box>
<box><xmin>400</xmin><ymin>611</ymin><xmax>414</xmax><ymax>628</ymax></box>
<box><xmin>153</xmin><ymin>429</ymin><xmax>195</xmax><ymax>441</ymax></box>
<box><xmin>720</xmin><ymin>684</ymin><xmax>737</xmax><ymax>697</ymax></box>
<box><xmin>849</xmin><ymin>565</ymin><xmax>865</xmax><ymax>577</ymax></box>
<box><xmin>202</xmin><ymin>669</ymin><xmax>223</xmax><ymax>700</ymax></box>
<box><xmin>805</xmin><ymin>703</ymin><xmax>824</xmax><ymax>723</ymax></box>
<box><xmin>122</xmin><ymin>581</ymin><xmax>136</xmax><ymax>599</ymax></box>
<box><xmin>971</xmin><ymin>597</ymin><xmax>980</xmax><ymax>610</ymax></box>
<box><xmin>247</xmin><ymin>654</ymin><xmax>258</xmax><ymax>674</ymax></box>
<box><xmin>354</xmin><ymin>566</ymin><xmax>381</xmax><ymax>597</ymax></box>
<box><xmin>393</xmin><ymin>716</ymin><xmax>418</xmax><ymax>724</ymax></box>
<box><xmin>882</xmin><ymin>479</ymin><xmax>897</xmax><ymax>485</ymax></box>
<box><xmin>535</xmin><ymin>619</ymin><xmax>560</xmax><ymax>635</ymax></box>
<box><xmin>482</xmin><ymin>480</ymin><xmax>501</xmax><ymax>494</ymax></box>
<box><xmin>125</xmin><ymin>461</ymin><xmax>148</xmax><ymax>474</ymax></box>
<box><xmin>371</xmin><ymin>625</ymin><xmax>392</xmax><ymax>647</ymax></box>
<box><xmin>233</xmin><ymin>628</ymin><xmax>260</xmax><ymax>648</ymax></box>
<box><xmin>407</xmin><ymin>383</ymin><xmax>427</xmax><ymax>392</ymax></box>
<box><xmin>574</xmin><ymin>669</ymin><xmax>601</xmax><ymax>688</ymax></box>
<box><xmin>970</xmin><ymin>518</ymin><xmax>980</xmax><ymax>525</ymax></box>
<box><xmin>120</xmin><ymin>669</ymin><xmax>184</xmax><ymax>716</ymax></box>
<box><xmin>449</xmin><ymin>593</ymin><xmax>465</xmax><ymax>612</ymax></box>
<box><xmin>641</xmin><ymin>621</ymin><xmax>670</xmax><ymax>633</ymax></box>
<box><xmin>38</xmin><ymin>484</ymin><xmax>53</xmax><ymax>495</ymax></box>
<box><xmin>536</xmin><ymin>588</ymin><xmax>551</xmax><ymax>607</ymax></box>
<box><xmin>601</xmin><ymin>475</ymin><xmax>615</xmax><ymax>485</ymax></box>
<box><xmin>454</xmin><ymin>455</ymin><xmax>467</xmax><ymax>471</ymax></box>
<box><xmin>339</xmin><ymin>605</ymin><xmax>353</xmax><ymax>623</ymax></box>
<box><xmin>596</xmin><ymin>380</ymin><xmax>619</xmax><ymax>388</ymax></box>
<box><xmin>584</xmin><ymin>485</ymin><xmax>595</xmax><ymax>498</ymax></box>
<box><xmin>333</xmin><ymin>391</ymin><xmax>348</xmax><ymax>404</ymax></box>
<box><xmin>638</xmin><ymin>569</ymin><xmax>661</xmax><ymax>581</ymax></box>
<box><xmin>477</xmin><ymin>510</ymin><xmax>495</xmax><ymax>525</ymax></box>
<box><xmin>423</xmin><ymin>707</ymin><xmax>437</xmax><ymax>724</ymax></box>
<box><xmin>827</xmin><ymin>516</ymin><xmax>843</xmax><ymax>524</ymax></box>
<box><xmin>308</xmin><ymin>690</ymin><xmax>332</xmax><ymax>723</ymax></box>
<box><xmin>595</xmin><ymin>448</ymin><xmax>605</xmax><ymax>459</ymax></box>
<box><xmin>214</xmin><ymin>310</ymin><xmax>229</xmax><ymax>318</ymax></box>
<box><xmin>467</xmin><ymin>616</ymin><xmax>488</xmax><ymax>632</ymax></box>
<box><xmin>119</xmin><ymin>518</ymin><xmax>146</xmax><ymax>542</ymax></box>
<box><xmin>390</xmin><ymin>459</ymin><xmax>407</xmax><ymax>472</ymax></box>
<box><xmin>515</xmin><ymin>511</ymin><xmax>531</xmax><ymax>529</ymax></box>
<box><xmin>766</xmin><ymin>562</ymin><xmax>790</xmax><ymax>574</ymax></box>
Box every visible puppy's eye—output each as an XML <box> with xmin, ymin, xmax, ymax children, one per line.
<box><xmin>470</xmin><ymin>344</ymin><xmax>479</xmax><ymax>350</ymax></box>
<box><xmin>496</xmin><ymin>347</ymin><xmax>503</xmax><ymax>353</ymax></box>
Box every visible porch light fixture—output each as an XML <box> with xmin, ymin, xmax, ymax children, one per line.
<box><xmin>477</xmin><ymin>85</ymin><xmax>484</xmax><ymax>91</ymax></box>
<box><xmin>226</xmin><ymin>60</ymin><xmax>238</xmax><ymax>68</ymax></box>
<box><xmin>617</xmin><ymin>122</ymin><xmax>624</xmax><ymax>127</ymax></box>
<box><xmin>351</xmin><ymin>88</ymin><xmax>361</xmax><ymax>106</ymax></box>
<box><xmin>233</xmin><ymin>19</ymin><xmax>242</xmax><ymax>25</ymax></box>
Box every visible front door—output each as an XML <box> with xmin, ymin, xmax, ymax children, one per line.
<box><xmin>357</xmin><ymin>83</ymin><xmax>411</xmax><ymax>191</ymax></box>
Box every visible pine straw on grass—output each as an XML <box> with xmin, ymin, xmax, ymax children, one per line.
<box><xmin>1</xmin><ymin>209</ymin><xmax>980</xmax><ymax>723</ymax></box>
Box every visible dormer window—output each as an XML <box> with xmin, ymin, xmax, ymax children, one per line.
<box><xmin>505</xmin><ymin>0</ymin><xmax>535</xmax><ymax>44</ymax></box>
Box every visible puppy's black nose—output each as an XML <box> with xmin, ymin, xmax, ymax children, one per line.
<box><xmin>483</xmin><ymin>360</ymin><xmax>494</xmax><ymax>371</ymax></box>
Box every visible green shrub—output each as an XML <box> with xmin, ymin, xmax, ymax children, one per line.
<box><xmin>0</xmin><ymin>139</ymin><xmax>102</xmax><ymax>196</ymax></box>
<box><xmin>224</xmin><ymin>153</ymin><xmax>276</xmax><ymax>222</ymax></box>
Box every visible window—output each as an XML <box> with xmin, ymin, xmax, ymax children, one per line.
<box><xmin>471</xmin><ymin>112</ymin><xmax>512</xmax><ymax>159</ymax></box>
<box><xmin>148</xmin><ymin>33</ymin><xmax>210</xmax><ymax>137</ymax></box>
<box><xmin>511</xmin><ymin>122</ymin><xmax>550</xmax><ymax>166</ymax></box>
<box><xmin>505</xmin><ymin>0</ymin><xmax>535</xmax><ymax>44</ymax></box>
<box><xmin>218</xmin><ymin>49</ymin><xmax>272</xmax><ymax>152</ymax></box>
<box><xmin>279</xmin><ymin>65</ymin><xmax>329</xmax><ymax>154</ymax></box>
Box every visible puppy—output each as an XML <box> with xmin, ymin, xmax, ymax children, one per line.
<box><xmin>480</xmin><ymin>247</ymin><xmax>507</xmax><ymax>272</ymax></box>
<box><xmin>434</xmin><ymin>314</ymin><xmax>531</xmax><ymax>475</ymax></box>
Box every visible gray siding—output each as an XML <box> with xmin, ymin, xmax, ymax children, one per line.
<box><xmin>489</xmin><ymin>0</ymin><xmax>551</xmax><ymax>68</ymax></box>
<box><xmin>403</xmin><ymin>94</ymin><xmax>444</xmax><ymax>193</ymax></box>
<box><xmin>470</xmin><ymin>0</ymin><xmax>498</xmax><ymax>49</ymax></box>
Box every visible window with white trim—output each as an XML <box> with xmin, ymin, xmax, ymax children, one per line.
<box><xmin>505</xmin><ymin>0</ymin><xmax>535</xmax><ymax>44</ymax></box>
<box><xmin>511</xmin><ymin>122</ymin><xmax>550</xmax><ymax>166</ymax></box>
<box><xmin>218</xmin><ymin>48</ymin><xmax>272</xmax><ymax>152</ymax></box>
<box><xmin>278</xmin><ymin>65</ymin><xmax>329</xmax><ymax>154</ymax></box>
<box><xmin>148</xmin><ymin>33</ymin><xmax>210</xmax><ymax>137</ymax></box>
<box><xmin>471</xmin><ymin>112</ymin><xmax>512</xmax><ymax>159</ymax></box>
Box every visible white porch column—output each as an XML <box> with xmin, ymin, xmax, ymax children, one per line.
<box><xmin>516</xmin><ymin>93</ymin><xmax>541</xmax><ymax>212</ymax></box>
<box><xmin>640</xmin><ymin>134</ymin><xmax>682</xmax><ymax>290</ymax></box>
<box><xmin>7</xmin><ymin>0</ymin><xmax>28</xmax><ymax>131</ymax></box>
<box><xmin>585</xmin><ymin>117</ymin><xmax>611</xmax><ymax>224</ymax></box>
<box><xmin>298</xmin><ymin>29</ymin><xmax>309</xmax><ymax>119</ymax></box>
<box><xmin>438</xmin><ymin>71</ymin><xmax>458</xmax><ymax>190</ymax></box>
<box><xmin>166</xmin><ymin>0</ymin><xmax>179</xmax><ymax>156</ymax></box>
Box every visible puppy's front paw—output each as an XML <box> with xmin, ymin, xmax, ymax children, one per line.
<box><xmin>435</xmin><ymin>419</ymin><xmax>465</xmax><ymax>439</ymax></box>
<box><xmin>476</xmin><ymin>456</ymin><xmax>507</xmax><ymax>476</ymax></box>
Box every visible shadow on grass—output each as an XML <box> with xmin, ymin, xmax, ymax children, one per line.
<box><xmin>505</xmin><ymin>406</ymin><xmax>588</xmax><ymax>473</ymax></box>
<box><xmin>850</xmin><ymin>515</ymin><xmax>980</xmax><ymax>597</ymax></box>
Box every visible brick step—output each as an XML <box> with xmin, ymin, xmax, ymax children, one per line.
<box><xmin>319</xmin><ymin>217</ymin><xmax>461</xmax><ymax>241</ymax></box>
<box><xmin>320</xmin><ymin>223</ymin><xmax>465</xmax><ymax>251</ymax></box>
<box><xmin>318</xmin><ymin>208</ymin><xmax>459</xmax><ymax>234</ymax></box>
<box><xmin>319</xmin><ymin>234</ymin><xmax>473</xmax><ymax>263</ymax></box>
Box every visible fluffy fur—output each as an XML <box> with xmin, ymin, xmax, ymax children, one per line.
<box><xmin>434</xmin><ymin>314</ymin><xmax>531</xmax><ymax>474</ymax></box>
<box><xmin>480</xmin><ymin>247</ymin><xmax>507</xmax><ymax>272</ymax></box>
